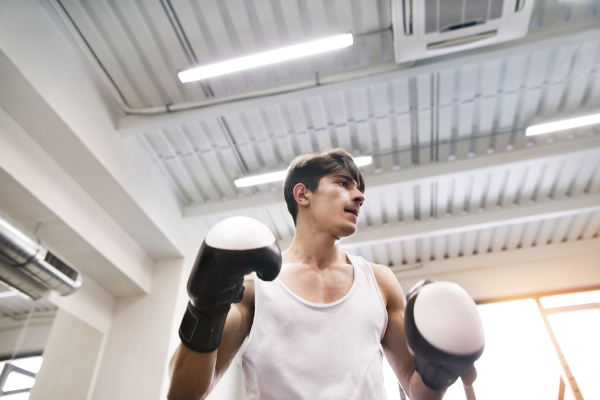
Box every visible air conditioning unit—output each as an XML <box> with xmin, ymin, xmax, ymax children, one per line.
<box><xmin>392</xmin><ymin>0</ymin><xmax>534</xmax><ymax>63</ymax></box>
<box><xmin>0</xmin><ymin>210</ymin><xmax>83</xmax><ymax>298</ymax></box>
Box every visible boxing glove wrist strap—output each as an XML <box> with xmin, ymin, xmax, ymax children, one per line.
<box><xmin>414</xmin><ymin>355</ymin><xmax>460</xmax><ymax>391</ymax></box>
<box><xmin>179</xmin><ymin>302</ymin><xmax>228</xmax><ymax>353</ymax></box>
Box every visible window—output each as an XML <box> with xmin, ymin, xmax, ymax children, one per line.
<box><xmin>0</xmin><ymin>356</ymin><xmax>43</xmax><ymax>399</ymax></box>
<box><xmin>386</xmin><ymin>288</ymin><xmax>600</xmax><ymax>400</ymax></box>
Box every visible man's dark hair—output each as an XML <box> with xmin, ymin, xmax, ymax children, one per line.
<box><xmin>283</xmin><ymin>148</ymin><xmax>366</xmax><ymax>225</ymax></box>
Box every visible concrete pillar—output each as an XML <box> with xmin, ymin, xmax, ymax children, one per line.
<box><xmin>29</xmin><ymin>309</ymin><xmax>104</xmax><ymax>400</ymax></box>
<box><xmin>91</xmin><ymin>258</ymin><xmax>188</xmax><ymax>400</ymax></box>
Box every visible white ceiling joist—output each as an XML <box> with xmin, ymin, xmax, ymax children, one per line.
<box><xmin>337</xmin><ymin>193</ymin><xmax>600</xmax><ymax>249</ymax></box>
<box><xmin>395</xmin><ymin>237</ymin><xmax>600</xmax><ymax>281</ymax></box>
<box><xmin>184</xmin><ymin>136</ymin><xmax>600</xmax><ymax>219</ymax></box>
<box><xmin>118</xmin><ymin>21</ymin><xmax>600</xmax><ymax>136</ymax></box>
<box><xmin>396</xmin><ymin>237</ymin><xmax>600</xmax><ymax>301</ymax></box>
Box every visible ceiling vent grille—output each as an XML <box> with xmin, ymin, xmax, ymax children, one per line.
<box><xmin>0</xmin><ymin>210</ymin><xmax>82</xmax><ymax>298</ymax></box>
<box><xmin>393</xmin><ymin>0</ymin><xmax>533</xmax><ymax>63</ymax></box>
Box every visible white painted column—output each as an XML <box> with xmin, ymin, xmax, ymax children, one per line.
<box><xmin>91</xmin><ymin>257</ymin><xmax>189</xmax><ymax>400</ymax></box>
<box><xmin>29</xmin><ymin>308</ymin><xmax>104</xmax><ymax>400</ymax></box>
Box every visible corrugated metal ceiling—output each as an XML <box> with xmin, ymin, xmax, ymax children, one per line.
<box><xmin>43</xmin><ymin>0</ymin><xmax>600</xmax><ymax>274</ymax></box>
<box><xmin>183</xmin><ymin>144</ymin><xmax>600</xmax><ymax>261</ymax></box>
<box><xmin>55</xmin><ymin>0</ymin><xmax>600</xmax><ymax>110</ymax></box>
<box><xmin>137</xmin><ymin>37</ymin><xmax>600</xmax><ymax>206</ymax></box>
<box><xmin>348</xmin><ymin>210</ymin><xmax>600</xmax><ymax>270</ymax></box>
<box><xmin>57</xmin><ymin>0</ymin><xmax>394</xmax><ymax>109</ymax></box>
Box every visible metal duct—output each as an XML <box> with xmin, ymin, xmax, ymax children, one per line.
<box><xmin>0</xmin><ymin>210</ymin><xmax>82</xmax><ymax>296</ymax></box>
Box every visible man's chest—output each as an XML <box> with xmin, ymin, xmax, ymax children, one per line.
<box><xmin>277</xmin><ymin>263</ymin><xmax>354</xmax><ymax>304</ymax></box>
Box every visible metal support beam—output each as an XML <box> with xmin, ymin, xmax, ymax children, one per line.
<box><xmin>536</xmin><ymin>300</ymin><xmax>585</xmax><ymax>400</ymax></box>
<box><xmin>184</xmin><ymin>135</ymin><xmax>600</xmax><ymax>220</ymax></box>
<box><xmin>340</xmin><ymin>193</ymin><xmax>600</xmax><ymax>248</ymax></box>
<box><xmin>393</xmin><ymin>237</ymin><xmax>600</xmax><ymax>305</ymax></box>
<box><xmin>118</xmin><ymin>22</ymin><xmax>600</xmax><ymax>136</ymax></box>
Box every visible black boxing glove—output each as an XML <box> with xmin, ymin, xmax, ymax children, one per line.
<box><xmin>404</xmin><ymin>280</ymin><xmax>485</xmax><ymax>391</ymax></box>
<box><xmin>179</xmin><ymin>216</ymin><xmax>281</xmax><ymax>353</ymax></box>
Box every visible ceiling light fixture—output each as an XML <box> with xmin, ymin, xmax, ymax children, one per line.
<box><xmin>234</xmin><ymin>156</ymin><xmax>372</xmax><ymax>188</ymax></box>
<box><xmin>525</xmin><ymin>113</ymin><xmax>600</xmax><ymax>136</ymax></box>
<box><xmin>0</xmin><ymin>290</ymin><xmax>20</xmax><ymax>299</ymax></box>
<box><xmin>178</xmin><ymin>34</ymin><xmax>354</xmax><ymax>83</ymax></box>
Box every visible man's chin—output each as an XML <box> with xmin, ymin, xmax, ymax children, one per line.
<box><xmin>337</xmin><ymin>224</ymin><xmax>358</xmax><ymax>239</ymax></box>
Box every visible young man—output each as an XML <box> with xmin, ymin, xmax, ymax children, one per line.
<box><xmin>168</xmin><ymin>148</ymin><xmax>478</xmax><ymax>400</ymax></box>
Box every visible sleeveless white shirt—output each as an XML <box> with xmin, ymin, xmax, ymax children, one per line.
<box><xmin>242</xmin><ymin>252</ymin><xmax>388</xmax><ymax>400</ymax></box>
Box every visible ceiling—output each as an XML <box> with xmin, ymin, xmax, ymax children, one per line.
<box><xmin>55</xmin><ymin>0</ymin><xmax>600</xmax><ymax>111</ymax></box>
<box><xmin>0</xmin><ymin>168</ymin><xmax>148</xmax><ymax>298</ymax></box>
<box><xmin>0</xmin><ymin>283</ymin><xmax>56</xmax><ymax>332</ymax></box>
<box><xmin>0</xmin><ymin>0</ymin><xmax>599</xmax><ymax>303</ymax></box>
<box><xmin>56</xmin><ymin>0</ymin><xmax>396</xmax><ymax>110</ymax></box>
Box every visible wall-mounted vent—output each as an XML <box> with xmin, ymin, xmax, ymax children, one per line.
<box><xmin>0</xmin><ymin>210</ymin><xmax>82</xmax><ymax>297</ymax></box>
<box><xmin>392</xmin><ymin>0</ymin><xmax>534</xmax><ymax>63</ymax></box>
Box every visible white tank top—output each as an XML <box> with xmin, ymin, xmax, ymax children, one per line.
<box><xmin>242</xmin><ymin>252</ymin><xmax>388</xmax><ymax>400</ymax></box>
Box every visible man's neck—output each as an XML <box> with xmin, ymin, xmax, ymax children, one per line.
<box><xmin>283</xmin><ymin>222</ymin><xmax>346</xmax><ymax>270</ymax></box>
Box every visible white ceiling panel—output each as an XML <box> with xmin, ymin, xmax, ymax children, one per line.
<box><xmin>344</xmin><ymin>209</ymin><xmax>600</xmax><ymax>268</ymax></box>
<box><xmin>136</xmin><ymin>36</ymin><xmax>600</xmax><ymax>208</ymax></box>
<box><xmin>50</xmin><ymin>0</ymin><xmax>600</xmax><ymax>112</ymax></box>
<box><xmin>0</xmin><ymin>170</ymin><xmax>147</xmax><ymax>298</ymax></box>
<box><xmin>56</xmin><ymin>0</ymin><xmax>395</xmax><ymax>110</ymax></box>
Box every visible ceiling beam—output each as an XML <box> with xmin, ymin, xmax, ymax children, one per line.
<box><xmin>118</xmin><ymin>21</ymin><xmax>600</xmax><ymax>136</ymax></box>
<box><xmin>0</xmin><ymin>107</ymin><xmax>153</xmax><ymax>297</ymax></box>
<box><xmin>184</xmin><ymin>136</ymin><xmax>600</xmax><ymax>219</ymax></box>
<box><xmin>336</xmin><ymin>193</ymin><xmax>600</xmax><ymax>249</ymax></box>
<box><xmin>395</xmin><ymin>237</ymin><xmax>600</xmax><ymax>301</ymax></box>
<box><xmin>0</xmin><ymin>7</ymin><xmax>200</xmax><ymax>259</ymax></box>
<box><xmin>184</xmin><ymin>191</ymin><xmax>283</xmax><ymax>219</ymax></box>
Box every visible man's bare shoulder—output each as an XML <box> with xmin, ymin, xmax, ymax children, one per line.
<box><xmin>368</xmin><ymin>262</ymin><xmax>405</xmax><ymax>310</ymax></box>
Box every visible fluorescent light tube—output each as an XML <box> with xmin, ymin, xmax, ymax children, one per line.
<box><xmin>234</xmin><ymin>170</ymin><xmax>289</xmax><ymax>188</ymax></box>
<box><xmin>525</xmin><ymin>113</ymin><xmax>600</xmax><ymax>136</ymax></box>
<box><xmin>234</xmin><ymin>155</ymin><xmax>372</xmax><ymax>188</ymax></box>
<box><xmin>353</xmin><ymin>156</ymin><xmax>372</xmax><ymax>167</ymax></box>
<box><xmin>540</xmin><ymin>290</ymin><xmax>600</xmax><ymax>309</ymax></box>
<box><xmin>0</xmin><ymin>290</ymin><xmax>20</xmax><ymax>299</ymax></box>
<box><xmin>179</xmin><ymin>34</ymin><xmax>353</xmax><ymax>83</ymax></box>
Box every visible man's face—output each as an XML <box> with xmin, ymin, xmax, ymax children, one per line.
<box><xmin>306</xmin><ymin>170</ymin><xmax>365</xmax><ymax>239</ymax></box>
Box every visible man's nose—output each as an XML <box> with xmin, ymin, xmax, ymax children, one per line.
<box><xmin>353</xmin><ymin>191</ymin><xmax>365</xmax><ymax>207</ymax></box>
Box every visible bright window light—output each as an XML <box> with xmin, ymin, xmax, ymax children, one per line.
<box><xmin>540</xmin><ymin>290</ymin><xmax>600</xmax><ymax>309</ymax></box>
<box><xmin>179</xmin><ymin>34</ymin><xmax>353</xmax><ymax>83</ymax></box>
<box><xmin>525</xmin><ymin>113</ymin><xmax>600</xmax><ymax>136</ymax></box>
<box><xmin>3</xmin><ymin>371</ymin><xmax>35</xmax><ymax>392</ymax></box>
<box><xmin>548</xmin><ymin>309</ymin><xmax>600</xmax><ymax>400</ymax></box>
<box><xmin>443</xmin><ymin>299</ymin><xmax>561</xmax><ymax>400</ymax></box>
<box><xmin>234</xmin><ymin>156</ymin><xmax>372</xmax><ymax>188</ymax></box>
<box><xmin>11</xmin><ymin>357</ymin><xmax>43</xmax><ymax>374</ymax></box>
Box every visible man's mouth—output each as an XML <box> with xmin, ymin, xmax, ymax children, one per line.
<box><xmin>344</xmin><ymin>208</ymin><xmax>359</xmax><ymax>218</ymax></box>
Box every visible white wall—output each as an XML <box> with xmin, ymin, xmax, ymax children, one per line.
<box><xmin>91</xmin><ymin>257</ymin><xmax>189</xmax><ymax>400</ymax></box>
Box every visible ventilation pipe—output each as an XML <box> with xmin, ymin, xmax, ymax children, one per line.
<box><xmin>0</xmin><ymin>210</ymin><xmax>82</xmax><ymax>297</ymax></box>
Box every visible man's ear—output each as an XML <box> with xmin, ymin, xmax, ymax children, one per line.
<box><xmin>293</xmin><ymin>183</ymin><xmax>310</xmax><ymax>207</ymax></box>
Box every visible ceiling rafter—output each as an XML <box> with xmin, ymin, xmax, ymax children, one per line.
<box><xmin>118</xmin><ymin>20</ymin><xmax>600</xmax><ymax>135</ymax></box>
<box><xmin>336</xmin><ymin>192</ymin><xmax>600</xmax><ymax>250</ymax></box>
<box><xmin>184</xmin><ymin>136</ymin><xmax>600</xmax><ymax>219</ymax></box>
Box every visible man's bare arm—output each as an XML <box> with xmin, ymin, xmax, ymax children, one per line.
<box><xmin>370</xmin><ymin>263</ymin><xmax>445</xmax><ymax>400</ymax></box>
<box><xmin>167</xmin><ymin>279</ymin><xmax>254</xmax><ymax>400</ymax></box>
